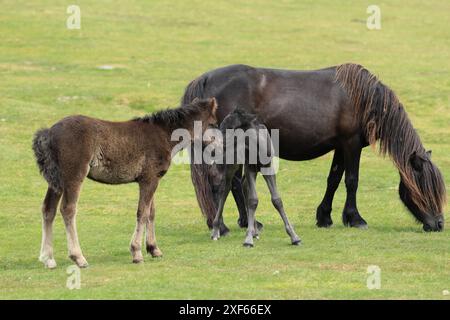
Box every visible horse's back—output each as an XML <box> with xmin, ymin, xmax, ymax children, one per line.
<box><xmin>200</xmin><ymin>65</ymin><xmax>350</xmax><ymax>160</ymax></box>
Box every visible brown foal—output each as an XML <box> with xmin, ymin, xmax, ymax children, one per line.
<box><xmin>33</xmin><ymin>98</ymin><xmax>218</xmax><ymax>268</ymax></box>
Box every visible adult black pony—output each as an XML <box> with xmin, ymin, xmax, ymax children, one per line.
<box><xmin>182</xmin><ymin>63</ymin><xmax>446</xmax><ymax>233</ymax></box>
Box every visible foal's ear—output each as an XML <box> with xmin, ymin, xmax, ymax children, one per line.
<box><xmin>409</xmin><ymin>151</ymin><xmax>424</xmax><ymax>172</ymax></box>
<box><xmin>209</xmin><ymin>97</ymin><xmax>218</xmax><ymax>114</ymax></box>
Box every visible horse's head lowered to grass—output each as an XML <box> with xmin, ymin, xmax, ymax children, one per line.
<box><xmin>399</xmin><ymin>150</ymin><xmax>446</xmax><ymax>231</ymax></box>
<box><xmin>335</xmin><ymin>63</ymin><xmax>447</xmax><ymax>232</ymax></box>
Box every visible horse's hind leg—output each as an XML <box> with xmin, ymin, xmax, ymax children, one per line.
<box><xmin>263</xmin><ymin>174</ymin><xmax>301</xmax><ymax>245</ymax></box>
<box><xmin>146</xmin><ymin>198</ymin><xmax>162</xmax><ymax>258</ymax></box>
<box><xmin>60</xmin><ymin>181</ymin><xmax>89</xmax><ymax>268</ymax></box>
<box><xmin>316</xmin><ymin>149</ymin><xmax>344</xmax><ymax>228</ymax></box>
<box><xmin>39</xmin><ymin>187</ymin><xmax>62</xmax><ymax>269</ymax></box>
<box><xmin>131</xmin><ymin>180</ymin><xmax>158</xmax><ymax>263</ymax></box>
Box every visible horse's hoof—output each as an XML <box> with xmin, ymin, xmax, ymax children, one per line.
<box><xmin>220</xmin><ymin>225</ymin><xmax>230</xmax><ymax>237</ymax></box>
<box><xmin>256</xmin><ymin>221</ymin><xmax>264</xmax><ymax>231</ymax></box>
<box><xmin>316</xmin><ymin>220</ymin><xmax>333</xmax><ymax>228</ymax></box>
<box><xmin>132</xmin><ymin>258</ymin><xmax>144</xmax><ymax>264</ymax></box>
<box><xmin>243</xmin><ymin>242</ymin><xmax>254</xmax><ymax>248</ymax></box>
<box><xmin>291</xmin><ymin>239</ymin><xmax>302</xmax><ymax>246</ymax></box>
<box><xmin>354</xmin><ymin>223</ymin><xmax>368</xmax><ymax>230</ymax></box>
<box><xmin>211</xmin><ymin>236</ymin><xmax>219</xmax><ymax>241</ymax></box>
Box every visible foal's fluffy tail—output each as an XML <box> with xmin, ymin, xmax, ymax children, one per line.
<box><xmin>32</xmin><ymin>128</ymin><xmax>62</xmax><ymax>192</ymax></box>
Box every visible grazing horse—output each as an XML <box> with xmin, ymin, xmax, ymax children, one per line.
<box><xmin>209</xmin><ymin>107</ymin><xmax>301</xmax><ymax>247</ymax></box>
<box><xmin>182</xmin><ymin>63</ymin><xmax>446</xmax><ymax>234</ymax></box>
<box><xmin>32</xmin><ymin>98</ymin><xmax>218</xmax><ymax>268</ymax></box>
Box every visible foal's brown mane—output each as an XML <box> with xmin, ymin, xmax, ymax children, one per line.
<box><xmin>134</xmin><ymin>99</ymin><xmax>213</xmax><ymax>130</ymax></box>
<box><xmin>335</xmin><ymin>63</ymin><xmax>446</xmax><ymax>215</ymax></box>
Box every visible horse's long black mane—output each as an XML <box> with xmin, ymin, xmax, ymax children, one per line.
<box><xmin>335</xmin><ymin>63</ymin><xmax>446</xmax><ymax>215</ymax></box>
<box><xmin>134</xmin><ymin>99</ymin><xmax>211</xmax><ymax>128</ymax></box>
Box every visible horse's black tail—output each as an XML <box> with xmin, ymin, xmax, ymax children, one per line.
<box><xmin>181</xmin><ymin>74</ymin><xmax>216</xmax><ymax>228</ymax></box>
<box><xmin>32</xmin><ymin>128</ymin><xmax>62</xmax><ymax>192</ymax></box>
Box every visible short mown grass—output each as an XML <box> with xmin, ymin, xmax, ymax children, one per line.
<box><xmin>0</xmin><ymin>0</ymin><xmax>449</xmax><ymax>299</ymax></box>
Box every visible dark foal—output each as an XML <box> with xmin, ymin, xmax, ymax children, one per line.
<box><xmin>183</xmin><ymin>63</ymin><xmax>446</xmax><ymax>234</ymax></box>
<box><xmin>209</xmin><ymin>108</ymin><xmax>301</xmax><ymax>247</ymax></box>
<box><xmin>33</xmin><ymin>98</ymin><xmax>218</xmax><ymax>268</ymax></box>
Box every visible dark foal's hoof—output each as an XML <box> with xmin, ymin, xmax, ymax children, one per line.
<box><xmin>243</xmin><ymin>242</ymin><xmax>254</xmax><ymax>248</ymax></box>
<box><xmin>291</xmin><ymin>239</ymin><xmax>302</xmax><ymax>246</ymax></box>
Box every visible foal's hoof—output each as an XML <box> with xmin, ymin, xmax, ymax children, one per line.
<box><xmin>132</xmin><ymin>258</ymin><xmax>144</xmax><ymax>264</ymax></box>
<box><xmin>42</xmin><ymin>258</ymin><xmax>57</xmax><ymax>269</ymax></box>
<box><xmin>243</xmin><ymin>242</ymin><xmax>254</xmax><ymax>248</ymax></box>
<box><xmin>291</xmin><ymin>239</ymin><xmax>302</xmax><ymax>246</ymax></box>
<box><xmin>147</xmin><ymin>246</ymin><xmax>163</xmax><ymax>258</ymax></box>
<box><xmin>70</xmin><ymin>255</ymin><xmax>89</xmax><ymax>268</ymax></box>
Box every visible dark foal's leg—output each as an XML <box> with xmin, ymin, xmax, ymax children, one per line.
<box><xmin>316</xmin><ymin>149</ymin><xmax>345</xmax><ymax>228</ymax></box>
<box><xmin>131</xmin><ymin>180</ymin><xmax>158</xmax><ymax>263</ymax></box>
<box><xmin>232</xmin><ymin>170</ymin><xmax>264</xmax><ymax>231</ymax></box>
<box><xmin>243</xmin><ymin>168</ymin><xmax>258</xmax><ymax>247</ymax></box>
<box><xmin>263</xmin><ymin>174</ymin><xmax>301</xmax><ymax>245</ymax></box>
<box><xmin>39</xmin><ymin>187</ymin><xmax>62</xmax><ymax>269</ymax></box>
<box><xmin>211</xmin><ymin>179</ymin><xmax>232</xmax><ymax>240</ymax></box>
<box><xmin>342</xmin><ymin>139</ymin><xmax>368</xmax><ymax>228</ymax></box>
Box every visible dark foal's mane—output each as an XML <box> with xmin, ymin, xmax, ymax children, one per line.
<box><xmin>335</xmin><ymin>63</ymin><xmax>446</xmax><ymax>215</ymax></box>
<box><xmin>134</xmin><ymin>100</ymin><xmax>212</xmax><ymax>129</ymax></box>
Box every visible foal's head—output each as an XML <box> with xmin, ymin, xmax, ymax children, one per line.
<box><xmin>399</xmin><ymin>150</ymin><xmax>446</xmax><ymax>232</ymax></box>
<box><xmin>190</xmin><ymin>97</ymin><xmax>219</xmax><ymax>131</ymax></box>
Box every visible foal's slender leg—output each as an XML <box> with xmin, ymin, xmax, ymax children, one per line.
<box><xmin>243</xmin><ymin>168</ymin><xmax>258</xmax><ymax>247</ymax></box>
<box><xmin>211</xmin><ymin>180</ymin><xmax>232</xmax><ymax>240</ymax></box>
<box><xmin>60</xmin><ymin>182</ymin><xmax>89</xmax><ymax>268</ymax></box>
<box><xmin>131</xmin><ymin>181</ymin><xmax>158</xmax><ymax>263</ymax></box>
<box><xmin>146</xmin><ymin>198</ymin><xmax>162</xmax><ymax>258</ymax></box>
<box><xmin>342</xmin><ymin>139</ymin><xmax>368</xmax><ymax>228</ymax></box>
<box><xmin>262</xmin><ymin>174</ymin><xmax>301</xmax><ymax>245</ymax></box>
<box><xmin>233</xmin><ymin>169</ymin><xmax>263</xmax><ymax>231</ymax></box>
<box><xmin>316</xmin><ymin>149</ymin><xmax>344</xmax><ymax>228</ymax></box>
<box><xmin>39</xmin><ymin>187</ymin><xmax>62</xmax><ymax>269</ymax></box>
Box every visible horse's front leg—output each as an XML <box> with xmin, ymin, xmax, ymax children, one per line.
<box><xmin>316</xmin><ymin>149</ymin><xmax>344</xmax><ymax>228</ymax></box>
<box><xmin>342</xmin><ymin>138</ymin><xmax>368</xmax><ymax>228</ymax></box>
<box><xmin>131</xmin><ymin>180</ymin><xmax>158</xmax><ymax>263</ymax></box>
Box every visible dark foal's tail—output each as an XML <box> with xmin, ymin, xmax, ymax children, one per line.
<box><xmin>32</xmin><ymin>128</ymin><xmax>62</xmax><ymax>192</ymax></box>
<box><xmin>182</xmin><ymin>74</ymin><xmax>216</xmax><ymax>228</ymax></box>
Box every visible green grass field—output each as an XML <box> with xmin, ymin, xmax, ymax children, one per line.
<box><xmin>0</xmin><ymin>0</ymin><xmax>449</xmax><ymax>299</ymax></box>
